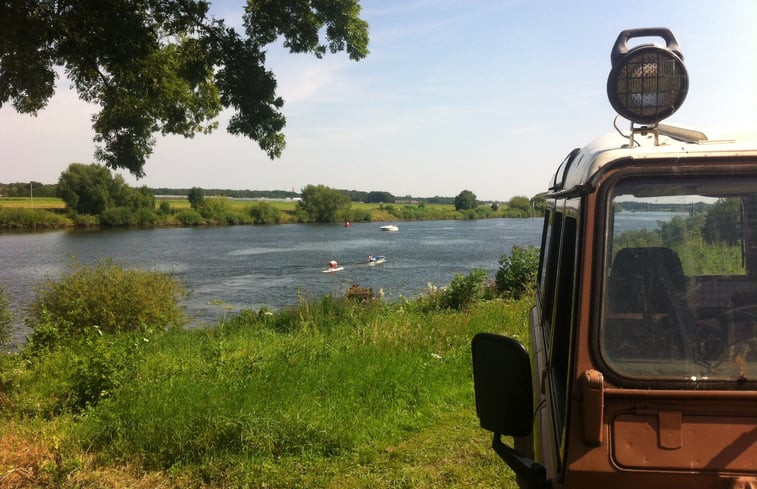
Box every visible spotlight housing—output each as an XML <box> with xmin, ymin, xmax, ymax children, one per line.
<box><xmin>607</xmin><ymin>28</ymin><xmax>688</xmax><ymax>125</ymax></box>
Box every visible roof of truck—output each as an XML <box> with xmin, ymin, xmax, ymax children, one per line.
<box><xmin>553</xmin><ymin>126</ymin><xmax>757</xmax><ymax>193</ymax></box>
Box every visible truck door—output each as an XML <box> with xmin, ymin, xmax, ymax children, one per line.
<box><xmin>533</xmin><ymin>199</ymin><xmax>579</xmax><ymax>482</ymax></box>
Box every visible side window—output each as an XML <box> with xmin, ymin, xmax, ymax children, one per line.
<box><xmin>537</xmin><ymin>210</ymin><xmax>552</xmax><ymax>292</ymax></box>
<box><xmin>539</xmin><ymin>209</ymin><xmax>563</xmax><ymax>339</ymax></box>
<box><xmin>537</xmin><ymin>201</ymin><xmax>579</xmax><ymax>470</ymax></box>
<box><xmin>549</xmin><ymin>214</ymin><xmax>578</xmax><ymax>433</ymax></box>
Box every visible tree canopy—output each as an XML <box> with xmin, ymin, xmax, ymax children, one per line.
<box><xmin>703</xmin><ymin>198</ymin><xmax>741</xmax><ymax>246</ymax></box>
<box><xmin>0</xmin><ymin>0</ymin><xmax>369</xmax><ymax>177</ymax></box>
<box><xmin>298</xmin><ymin>184</ymin><xmax>350</xmax><ymax>222</ymax></box>
<box><xmin>57</xmin><ymin>163</ymin><xmax>129</xmax><ymax>215</ymax></box>
<box><xmin>57</xmin><ymin>163</ymin><xmax>157</xmax><ymax>219</ymax></box>
<box><xmin>187</xmin><ymin>187</ymin><xmax>205</xmax><ymax>210</ymax></box>
<box><xmin>365</xmin><ymin>191</ymin><xmax>396</xmax><ymax>203</ymax></box>
<box><xmin>454</xmin><ymin>190</ymin><xmax>477</xmax><ymax>211</ymax></box>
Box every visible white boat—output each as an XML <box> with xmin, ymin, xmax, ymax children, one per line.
<box><xmin>368</xmin><ymin>255</ymin><xmax>386</xmax><ymax>266</ymax></box>
<box><xmin>322</xmin><ymin>260</ymin><xmax>344</xmax><ymax>273</ymax></box>
<box><xmin>322</xmin><ymin>266</ymin><xmax>344</xmax><ymax>273</ymax></box>
<box><xmin>380</xmin><ymin>225</ymin><xmax>399</xmax><ymax>232</ymax></box>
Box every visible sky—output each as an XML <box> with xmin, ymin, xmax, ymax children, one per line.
<box><xmin>2</xmin><ymin>0</ymin><xmax>756</xmax><ymax>202</ymax></box>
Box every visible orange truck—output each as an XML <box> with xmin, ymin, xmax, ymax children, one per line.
<box><xmin>473</xmin><ymin>28</ymin><xmax>757</xmax><ymax>489</ymax></box>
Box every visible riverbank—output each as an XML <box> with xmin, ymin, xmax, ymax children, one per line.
<box><xmin>0</xmin><ymin>197</ymin><xmax>537</xmax><ymax>230</ymax></box>
<box><xmin>0</xmin><ymin>294</ymin><xmax>527</xmax><ymax>489</ymax></box>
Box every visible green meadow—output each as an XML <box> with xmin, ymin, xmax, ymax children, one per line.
<box><xmin>0</xmin><ymin>292</ymin><xmax>526</xmax><ymax>488</ymax></box>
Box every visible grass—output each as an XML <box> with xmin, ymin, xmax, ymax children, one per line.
<box><xmin>0</xmin><ymin>197</ymin><xmax>65</xmax><ymax>209</ymax></box>
<box><xmin>0</xmin><ymin>296</ymin><xmax>529</xmax><ymax>488</ymax></box>
<box><xmin>4</xmin><ymin>197</ymin><xmax>457</xmax><ymax>216</ymax></box>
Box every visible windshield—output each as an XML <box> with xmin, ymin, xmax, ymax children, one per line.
<box><xmin>600</xmin><ymin>176</ymin><xmax>757</xmax><ymax>383</ymax></box>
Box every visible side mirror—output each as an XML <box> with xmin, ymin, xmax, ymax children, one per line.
<box><xmin>472</xmin><ymin>332</ymin><xmax>533</xmax><ymax>436</ymax></box>
<box><xmin>472</xmin><ymin>333</ymin><xmax>547</xmax><ymax>489</ymax></box>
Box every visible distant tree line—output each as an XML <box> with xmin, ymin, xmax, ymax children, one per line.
<box><xmin>2</xmin><ymin>181</ymin><xmax>538</xmax><ymax>210</ymax></box>
<box><xmin>616</xmin><ymin>200</ymin><xmax>709</xmax><ymax>214</ymax></box>
<box><xmin>2</xmin><ymin>172</ymin><xmax>551</xmax><ymax>227</ymax></box>
<box><xmin>0</xmin><ymin>182</ymin><xmax>58</xmax><ymax>198</ymax></box>
<box><xmin>148</xmin><ymin>188</ymin><xmax>300</xmax><ymax>200</ymax></box>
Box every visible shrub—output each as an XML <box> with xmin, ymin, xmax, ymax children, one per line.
<box><xmin>27</xmin><ymin>260</ymin><xmax>186</xmax><ymax>343</ymax></box>
<box><xmin>495</xmin><ymin>245</ymin><xmax>539</xmax><ymax>298</ymax></box>
<box><xmin>0</xmin><ymin>207</ymin><xmax>71</xmax><ymax>228</ymax></box>
<box><xmin>441</xmin><ymin>268</ymin><xmax>490</xmax><ymax>310</ymax></box>
<box><xmin>415</xmin><ymin>269</ymin><xmax>491</xmax><ymax>312</ymax></box>
<box><xmin>342</xmin><ymin>208</ymin><xmax>371</xmax><ymax>222</ymax></box>
<box><xmin>220</xmin><ymin>210</ymin><xmax>253</xmax><ymax>225</ymax></box>
<box><xmin>198</xmin><ymin>197</ymin><xmax>233</xmax><ymax>219</ymax></box>
<box><xmin>175</xmin><ymin>209</ymin><xmax>204</xmax><ymax>225</ymax></box>
<box><xmin>67</xmin><ymin>329</ymin><xmax>139</xmax><ymax>411</ymax></box>
<box><xmin>250</xmin><ymin>201</ymin><xmax>282</xmax><ymax>224</ymax></box>
<box><xmin>69</xmin><ymin>212</ymin><xmax>99</xmax><ymax>227</ymax></box>
<box><xmin>0</xmin><ymin>286</ymin><xmax>12</xmax><ymax>346</ymax></box>
<box><xmin>158</xmin><ymin>201</ymin><xmax>172</xmax><ymax>216</ymax></box>
<box><xmin>99</xmin><ymin>206</ymin><xmax>134</xmax><ymax>225</ymax></box>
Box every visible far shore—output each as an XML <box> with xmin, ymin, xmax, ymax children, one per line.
<box><xmin>1</xmin><ymin>197</ymin><xmax>538</xmax><ymax>230</ymax></box>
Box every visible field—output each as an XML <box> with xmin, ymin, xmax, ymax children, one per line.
<box><xmin>2</xmin><ymin>197</ymin><xmax>456</xmax><ymax>213</ymax></box>
<box><xmin>0</xmin><ymin>197</ymin><xmax>65</xmax><ymax>209</ymax></box>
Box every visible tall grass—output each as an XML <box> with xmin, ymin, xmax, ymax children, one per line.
<box><xmin>0</xmin><ymin>207</ymin><xmax>72</xmax><ymax>229</ymax></box>
<box><xmin>1</xmin><ymin>295</ymin><xmax>530</xmax><ymax>488</ymax></box>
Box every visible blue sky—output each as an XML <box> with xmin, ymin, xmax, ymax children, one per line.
<box><xmin>2</xmin><ymin>0</ymin><xmax>756</xmax><ymax>201</ymax></box>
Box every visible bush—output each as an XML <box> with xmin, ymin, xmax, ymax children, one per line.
<box><xmin>250</xmin><ymin>202</ymin><xmax>282</xmax><ymax>224</ymax></box>
<box><xmin>27</xmin><ymin>260</ymin><xmax>186</xmax><ymax>344</ymax></box>
<box><xmin>441</xmin><ymin>268</ymin><xmax>490</xmax><ymax>310</ymax></box>
<box><xmin>0</xmin><ymin>286</ymin><xmax>12</xmax><ymax>346</ymax></box>
<box><xmin>198</xmin><ymin>197</ymin><xmax>233</xmax><ymax>219</ymax></box>
<box><xmin>417</xmin><ymin>269</ymin><xmax>491</xmax><ymax>312</ymax></box>
<box><xmin>67</xmin><ymin>329</ymin><xmax>139</xmax><ymax>411</ymax></box>
<box><xmin>342</xmin><ymin>208</ymin><xmax>371</xmax><ymax>222</ymax></box>
<box><xmin>0</xmin><ymin>207</ymin><xmax>71</xmax><ymax>228</ymax></box>
<box><xmin>100</xmin><ymin>206</ymin><xmax>134</xmax><ymax>225</ymax></box>
<box><xmin>158</xmin><ymin>201</ymin><xmax>172</xmax><ymax>216</ymax></box>
<box><xmin>495</xmin><ymin>245</ymin><xmax>539</xmax><ymax>298</ymax></box>
<box><xmin>175</xmin><ymin>209</ymin><xmax>204</xmax><ymax>225</ymax></box>
<box><xmin>69</xmin><ymin>212</ymin><xmax>100</xmax><ymax>227</ymax></box>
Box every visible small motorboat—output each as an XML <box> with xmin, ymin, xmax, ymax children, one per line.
<box><xmin>380</xmin><ymin>224</ymin><xmax>399</xmax><ymax>232</ymax></box>
<box><xmin>368</xmin><ymin>255</ymin><xmax>386</xmax><ymax>266</ymax></box>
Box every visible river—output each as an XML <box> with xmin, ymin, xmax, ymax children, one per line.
<box><xmin>0</xmin><ymin>219</ymin><xmax>543</xmax><ymax>344</ymax></box>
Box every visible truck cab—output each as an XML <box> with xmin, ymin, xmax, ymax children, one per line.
<box><xmin>472</xmin><ymin>28</ymin><xmax>757</xmax><ymax>489</ymax></box>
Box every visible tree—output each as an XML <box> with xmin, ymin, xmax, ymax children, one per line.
<box><xmin>56</xmin><ymin>163</ymin><xmax>128</xmax><ymax>215</ymax></box>
<box><xmin>454</xmin><ymin>190</ymin><xmax>477</xmax><ymax>211</ymax></box>
<box><xmin>530</xmin><ymin>193</ymin><xmax>547</xmax><ymax>214</ymax></box>
<box><xmin>187</xmin><ymin>187</ymin><xmax>205</xmax><ymax>210</ymax></box>
<box><xmin>509</xmin><ymin>196</ymin><xmax>532</xmax><ymax>213</ymax></box>
<box><xmin>365</xmin><ymin>191</ymin><xmax>396</xmax><ymax>203</ymax></box>
<box><xmin>1</xmin><ymin>1</ymin><xmax>369</xmax><ymax>177</ymax></box>
<box><xmin>298</xmin><ymin>184</ymin><xmax>351</xmax><ymax>223</ymax></box>
<box><xmin>703</xmin><ymin>198</ymin><xmax>741</xmax><ymax>246</ymax></box>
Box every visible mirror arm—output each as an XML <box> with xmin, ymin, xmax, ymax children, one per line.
<box><xmin>492</xmin><ymin>434</ymin><xmax>548</xmax><ymax>489</ymax></box>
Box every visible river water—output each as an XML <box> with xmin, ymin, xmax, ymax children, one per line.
<box><xmin>0</xmin><ymin>219</ymin><xmax>543</xmax><ymax>344</ymax></box>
